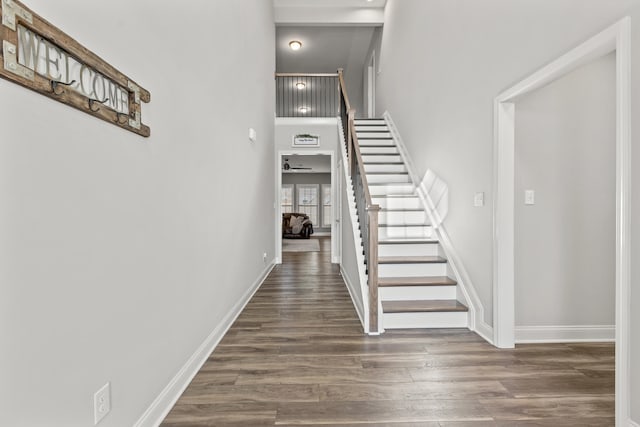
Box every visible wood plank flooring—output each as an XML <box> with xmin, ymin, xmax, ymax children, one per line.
<box><xmin>161</xmin><ymin>237</ymin><xmax>614</xmax><ymax>426</ymax></box>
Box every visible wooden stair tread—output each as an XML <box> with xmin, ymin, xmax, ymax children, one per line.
<box><xmin>382</xmin><ymin>300</ymin><xmax>468</xmax><ymax>313</ymax></box>
<box><xmin>369</xmin><ymin>182</ymin><xmax>413</xmax><ymax>186</ymax></box>
<box><xmin>360</xmin><ymin>144</ymin><xmax>397</xmax><ymax>148</ymax></box>
<box><xmin>367</xmin><ymin>172</ymin><xmax>409</xmax><ymax>175</ymax></box>
<box><xmin>379</xmin><ymin>276</ymin><xmax>457</xmax><ymax>287</ymax></box>
<box><xmin>379</xmin><ymin>238</ymin><xmax>438</xmax><ymax>244</ymax></box>
<box><xmin>379</xmin><ymin>224</ymin><xmax>429</xmax><ymax>227</ymax></box>
<box><xmin>364</xmin><ymin>161</ymin><xmax>404</xmax><ymax>165</ymax></box>
<box><xmin>378</xmin><ymin>256</ymin><xmax>447</xmax><ymax>264</ymax></box>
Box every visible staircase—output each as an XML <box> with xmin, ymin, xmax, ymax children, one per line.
<box><xmin>355</xmin><ymin>118</ymin><xmax>469</xmax><ymax>330</ymax></box>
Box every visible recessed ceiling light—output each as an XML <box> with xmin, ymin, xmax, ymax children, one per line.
<box><xmin>296</xmin><ymin>82</ymin><xmax>306</xmax><ymax>90</ymax></box>
<box><xmin>289</xmin><ymin>40</ymin><xmax>302</xmax><ymax>51</ymax></box>
<box><xmin>299</xmin><ymin>106</ymin><xmax>308</xmax><ymax>114</ymax></box>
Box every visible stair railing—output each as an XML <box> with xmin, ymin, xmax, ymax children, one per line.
<box><xmin>337</xmin><ymin>68</ymin><xmax>381</xmax><ymax>334</ymax></box>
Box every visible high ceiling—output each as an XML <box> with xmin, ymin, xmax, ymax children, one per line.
<box><xmin>276</xmin><ymin>26</ymin><xmax>376</xmax><ymax>73</ymax></box>
<box><xmin>274</xmin><ymin>0</ymin><xmax>386</xmax><ymax>8</ymax></box>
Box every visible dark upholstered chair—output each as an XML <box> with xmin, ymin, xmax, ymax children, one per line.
<box><xmin>282</xmin><ymin>213</ymin><xmax>314</xmax><ymax>239</ymax></box>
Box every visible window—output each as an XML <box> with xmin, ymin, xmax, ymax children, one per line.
<box><xmin>297</xmin><ymin>184</ymin><xmax>319</xmax><ymax>225</ymax></box>
<box><xmin>322</xmin><ymin>184</ymin><xmax>332</xmax><ymax>228</ymax></box>
<box><xmin>281</xmin><ymin>184</ymin><xmax>294</xmax><ymax>213</ymax></box>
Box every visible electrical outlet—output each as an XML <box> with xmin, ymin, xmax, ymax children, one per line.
<box><xmin>93</xmin><ymin>382</ymin><xmax>111</xmax><ymax>425</ymax></box>
<box><xmin>263</xmin><ymin>252</ymin><xmax>267</xmax><ymax>262</ymax></box>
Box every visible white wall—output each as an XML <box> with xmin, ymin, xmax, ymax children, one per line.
<box><xmin>514</xmin><ymin>53</ymin><xmax>616</xmax><ymax>329</ymax></box>
<box><xmin>378</xmin><ymin>2</ymin><xmax>640</xmax><ymax>420</ymax></box>
<box><xmin>0</xmin><ymin>1</ymin><xmax>275</xmax><ymax>426</ymax></box>
<box><xmin>275</xmin><ymin>119</ymin><xmax>340</xmax><ymax>152</ymax></box>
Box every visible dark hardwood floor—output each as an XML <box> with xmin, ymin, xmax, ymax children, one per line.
<box><xmin>161</xmin><ymin>237</ymin><xmax>614</xmax><ymax>426</ymax></box>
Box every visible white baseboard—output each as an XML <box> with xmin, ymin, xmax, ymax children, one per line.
<box><xmin>515</xmin><ymin>325</ymin><xmax>615</xmax><ymax>343</ymax></box>
<box><xmin>475</xmin><ymin>319</ymin><xmax>494</xmax><ymax>345</ymax></box>
<box><xmin>133</xmin><ymin>261</ymin><xmax>276</xmax><ymax>427</ymax></box>
<box><xmin>313</xmin><ymin>231</ymin><xmax>331</xmax><ymax>237</ymax></box>
<box><xmin>340</xmin><ymin>265</ymin><xmax>365</xmax><ymax>331</ymax></box>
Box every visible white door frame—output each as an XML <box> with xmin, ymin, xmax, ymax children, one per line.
<box><xmin>367</xmin><ymin>51</ymin><xmax>376</xmax><ymax>118</ymax></box>
<box><xmin>276</xmin><ymin>150</ymin><xmax>338</xmax><ymax>264</ymax></box>
<box><xmin>492</xmin><ymin>17</ymin><xmax>631</xmax><ymax>424</ymax></box>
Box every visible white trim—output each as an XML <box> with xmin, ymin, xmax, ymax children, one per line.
<box><xmin>340</xmin><ymin>265</ymin><xmax>365</xmax><ymax>331</ymax></box>
<box><xmin>133</xmin><ymin>261</ymin><xmax>276</xmax><ymax>427</ymax></box>
<box><xmin>515</xmin><ymin>325</ymin><xmax>615</xmax><ymax>343</ymax></box>
<box><xmin>276</xmin><ymin>149</ymin><xmax>337</xmax><ymax>265</ymax></box>
<box><xmin>475</xmin><ymin>320</ymin><xmax>494</xmax><ymax>344</ymax></box>
<box><xmin>338</xmin><ymin>118</ymin><xmax>371</xmax><ymax>333</ymax></box>
<box><xmin>383</xmin><ymin>111</ymin><xmax>490</xmax><ymax>344</ymax></box>
<box><xmin>629</xmin><ymin>418</ymin><xmax>640</xmax><ymax>427</ymax></box>
<box><xmin>275</xmin><ymin>117</ymin><xmax>338</xmax><ymax>126</ymax></box>
<box><xmin>493</xmin><ymin>17</ymin><xmax>631</xmax><ymax>425</ymax></box>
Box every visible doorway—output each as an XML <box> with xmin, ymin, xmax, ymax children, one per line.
<box><xmin>365</xmin><ymin>51</ymin><xmax>376</xmax><ymax>118</ymax></box>
<box><xmin>492</xmin><ymin>18</ymin><xmax>631</xmax><ymax>422</ymax></box>
<box><xmin>276</xmin><ymin>151</ymin><xmax>339</xmax><ymax>264</ymax></box>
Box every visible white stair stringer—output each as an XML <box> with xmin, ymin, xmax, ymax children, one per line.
<box><xmin>381</xmin><ymin>112</ymin><xmax>491</xmax><ymax>341</ymax></box>
<box><xmin>338</xmin><ymin>118</ymin><xmax>382</xmax><ymax>335</ymax></box>
<box><xmin>355</xmin><ymin>119</ymin><xmax>470</xmax><ymax>331</ymax></box>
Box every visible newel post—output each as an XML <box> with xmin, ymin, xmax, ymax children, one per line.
<box><xmin>367</xmin><ymin>204</ymin><xmax>381</xmax><ymax>334</ymax></box>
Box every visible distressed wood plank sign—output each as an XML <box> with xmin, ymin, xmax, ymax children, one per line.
<box><xmin>0</xmin><ymin>0</ymin><xmax>150</xmax><ymax>136</ymax></box>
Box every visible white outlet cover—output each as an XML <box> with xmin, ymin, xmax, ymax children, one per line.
<box><xmin>94</xmin><ymin>382</ymin><xmax>111</xmax><ymax>425</ymax></box>
<box><xmin>249</xmin><ymin>127</ymin><xmax>257</xmax><ymax>142</ymax></box>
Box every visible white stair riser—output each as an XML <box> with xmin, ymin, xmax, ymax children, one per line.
<box><xmin>383</xmin><ymin>311</ymin><xmax>468</xmax><ymax>329</ymax></box>
<box><xmin>364</xmin><ymin>164</ymin><xmax>407</xmax><ymax>173</ymax></box>
<box><xmin>369</xmin><ymin>184</ymin><xmax>415</xmax><ymax>196</ymax></box>
<box><xmin>357</xmin><ymin>132</ymin><xmax>391</xmax><ymax>138</ymax></box>
<box><xmin>379</xmin><ymin>210</ymin><xmax>428</xmax><ymax>224</ymax></box>
<box><xmin>357</xmin><ymin>139</ymin><xmax>396</xmax><ymax>147</ymax></box>
<box><xmin>356</xmin><ymin>126</ymin><xmax>389</xmax><ymax>132</ymax></box>
<box><xmin>378</xmin><ymin>262</ymin><xmax>446</xmax><ymax>277</ymax></box>
<box><xmin>378</xmin><ymin>243</ymin><xmax>439</xmax><ymax>257</ymax></box>
<box><xmin>379</xmin><ymin>225</ymin><xmax>432</xmax><ymax>239</ymax></box>
<box><xmin>363</xmin><ymin>155</ymin><xmax>402</xmax><ymax>163</ymax></box>
<box><xmin>380</xmin><ymin>285</ymin><xmax>457</xmax><ymax>301</ymax></box>
<box><xmin>355</xmin><ymin>119</ymin><xmax>385</xmax><ymax>126</ymax></box>
<box><xmin>360</xmin><ymin>146</ymin><xmax>398</xmax><ymax>155</ymax></box>
<box><xmin>372</xmin><ymin>197</ymin><xmax>423</xmax><ymax>209</ymax></box>
<box><xmin>367</xmin><ymin>174</ymin><xmax>411</xmax><ymax>184</ymax></box>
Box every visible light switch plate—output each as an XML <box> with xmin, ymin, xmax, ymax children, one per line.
<box><xmin>474</xmin><ymin>192</ymin><xmax>484</xmax><ymax>207</ymax></box>
<box><xmin>248</xmin><ymin>127</ymin><xmax>257</xmax><ymax>143</ymax></box>
<box><xmin>525</xmin><ymin>190</ymin><xmax>535</xmax><ymax>205</ymax></box>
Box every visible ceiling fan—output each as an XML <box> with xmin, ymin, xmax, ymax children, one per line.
<box><xmin>283</xmin><ymin>159</ymin><xmax>312</xmax><ymax>171</ymax></box>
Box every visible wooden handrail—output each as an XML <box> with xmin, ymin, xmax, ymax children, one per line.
<box><xmin>337</xmin><ymin>69</ymin><xmax>352</xmax><ymax>113</ymax></box>
<box><xmin>337</xmin><ymin>67</ymin><xmax>381</xmax><ymax>334</ymax></box>
<box><xmin>349</xmin><ymin>124</ymin><xmax>375</xmax><ymax>208</ymax></box>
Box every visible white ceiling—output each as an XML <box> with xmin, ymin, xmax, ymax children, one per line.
<box><xmin>276</xmin><ymin>26</ymin><xmax>376</xmax><ymax>73</ymax></box>
<box><xmin>274</xmin><ymin>0</ymin><xmax>386</xmax><ymax>8</ymax></box>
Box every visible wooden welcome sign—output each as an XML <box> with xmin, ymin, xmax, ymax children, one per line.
<box><xmin>0</xmin><ymin>0</ymin><xmax>150</xmax><ymax>136</ymax></box>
